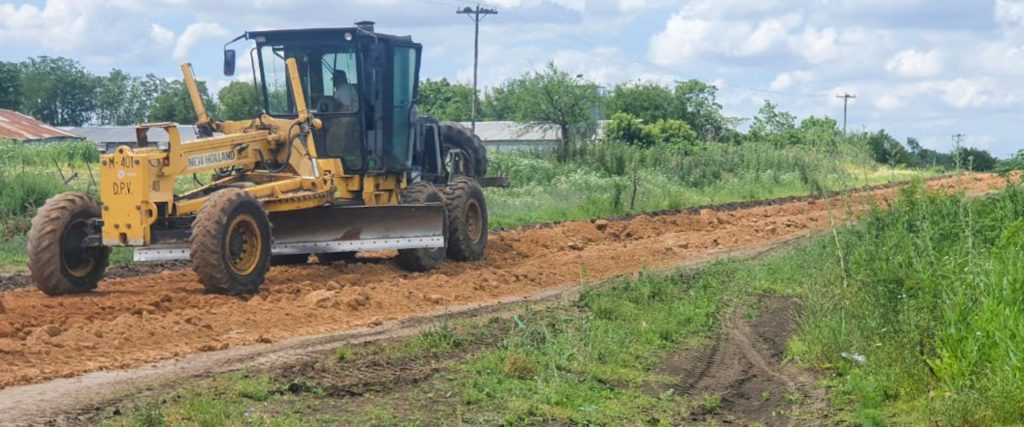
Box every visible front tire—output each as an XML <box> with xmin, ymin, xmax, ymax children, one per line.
<box><xmin>27</xmin><ymin>193</ymin><xmax>110</xmax><ymax>296</ymax></box>
<box><xmin>443</xmin><ymin>177</ymin><xmax>488</xmax><ymax>261</ymax></box>
<box><xmin>190</xmin><ymin>189</ymin><xmax>272</xmax><ymax>295</ymax></box>
<box><xmin>395</xmin><ymin>182</ymin><xmax>446</xmax><ymax>272</ymax></box>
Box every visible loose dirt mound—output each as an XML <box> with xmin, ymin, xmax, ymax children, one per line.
<box><xmin>0</xmin><ymin>174</ymin><xmax>1006</xmax><ymax>389</ymax></box>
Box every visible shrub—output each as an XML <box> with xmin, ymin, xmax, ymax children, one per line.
<box><xmin>649</xmin><ymin>119</ymin><xmax>697</xmax><ymax>148</ymax></box>
<box><xmin>604</xmin><ymin>112</ymin><xmax>655</xmax><ymax>147</ymax></box>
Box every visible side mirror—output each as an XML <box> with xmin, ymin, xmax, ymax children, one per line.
<box><xmin>223</xmin><ymin>49</ymin><xmax>236</xmax><ymax>76</ymax></box>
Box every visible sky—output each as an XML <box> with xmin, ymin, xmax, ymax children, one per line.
<box><xmin>0</xmin><ymin>0</ymin><xmax>1022</xmax><ymax>156</ymax></box>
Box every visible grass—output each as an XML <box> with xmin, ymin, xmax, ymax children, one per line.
<box><xmin>98</xmin><ymin>178</ymin><xmax>1024</xmax><ymax>425</ymax></box>
<box><xmin>100</xmin><ymin>372</ymin><xmax>304</xmax><ymax>427</ymax></box>
<box><xmin>486</xmin><ymin>139</ymin><xmax>933</xmax><ymax>228</ymax></box>
<box><xmin>100</xmin><ymin>259</ymin><xmax>792</xmax><ymax>426</ymax></box>
<box><xmin>787</xmin><ymin>177</ymin><xmax>1024</xmax><ymax>426</ymax></box>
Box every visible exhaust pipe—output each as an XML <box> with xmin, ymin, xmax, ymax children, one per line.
<box><xmin>355</xmin><ymin>21</ymin><xmax>375</xmax><ymax>33</ymax></box>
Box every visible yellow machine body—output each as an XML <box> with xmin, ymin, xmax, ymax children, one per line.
<box><xmin>98</xmin><ymin>58</ymin><xmax>414</xmax><ymax>252</ymax></box>
<box><xmin>27</xmin><ymin>25</ymin><xmax>489</xmax><ymax>296</ymax></box>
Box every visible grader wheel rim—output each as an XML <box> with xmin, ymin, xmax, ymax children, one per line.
<box><xmin>226</xmin><ymin>214</ymin><xmax>262</xmax><ymax>276</ymax></box>
<box><xmin>61</xmin><ymin>218</ymin><xmax>95</xmax><ymax>278</ymax></box>
<box><xmin>466</xmin><ymin>199</ymin><xmax>484</xmax><ymax>243</ymax></box>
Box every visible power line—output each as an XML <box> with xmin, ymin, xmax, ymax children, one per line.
<box><xmin>456</xmin><ymin>4</ymin><xmax>498</xmax><ymax>131</ymax></box>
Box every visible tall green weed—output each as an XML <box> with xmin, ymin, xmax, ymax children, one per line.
<box><xmin>794</xmin><ymin>178</ymin><xmax>1024</xmax><ymax>425</ymax></box>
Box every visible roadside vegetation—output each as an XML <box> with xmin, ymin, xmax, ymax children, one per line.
<box><xmin>99</xmin><ymin>264</ymin><xmax>749</xmax><ymax>426</ymax></box>
<box><xmin>792</xmin><ymin>177</ymin><xmax>1024</xmax><ymax>425</ymax></box>
<box><xmin>486</xmin><ymin>137</ymin><xmax>923</xmax><ymax>229</ymax></box>
<box><xmin>97</xmin><ymin>177</ymin><xmax>1024</xmax><ymax>426</ymax></box>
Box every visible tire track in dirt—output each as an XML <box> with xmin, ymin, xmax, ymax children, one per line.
<box><xmin>668</xmin><ymin>296</ymin><xmax>829</xmax><ymax>426</ymax></box>
<box><xmin>0</xmin><ymin>174</ymin><xmax>1006</xmax><ymax>393</ymax></box>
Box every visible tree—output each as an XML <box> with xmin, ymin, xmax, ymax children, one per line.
<box><xmin>954</xmin><ymin>147</ymin><xmax>996</xmax><ymax>172</ymax></box>
<box><xmin>607</xmin><ymin>82</ymin><xmax>674</xmax><ymax>124</ymax></box>
<box><xmin>0</xmin><ymin>62</ymin><xmax>21</xmax><ymax>111</ymax></box>
<box><xmin>996</xmin><ymin>149</ymin><xmax>1024</xmax><ymax>174</ymax></box>
<box><xmin>149</xmin><ymin>79</ymin><xmax>217</xmax><ymax>124</ymax></box>
<box><xmin>671</xmin><ymin>79</ymin><xmax>728</xmax><ymax>142</ymax></box>
<box><xmin>218</xmin><ymin>81</ymin><xmax>262</xmax><ymax>120</ymax></box>
<box><xmin>649</xmin><ymin>119</ymin><xmax>698</xmax><ymax>147</ymax></box>
<box><xmin>864</xmin><ymin>130</ymin><xmax>912</xmax><ymax>166</ymax></box>
<box><xmin>904</xmin><ymin>137</ymin><xmax>951</xmax><ymax>168</ymax></box>
<box><xmin>418</xmin><ymin>78</ymin><xmax>474</xmax><ymax>122</ymax></box>
<box><xmin>94</xmin><ymin>69</ymin><xmax>158</xmax><ymax>126</ymax></box>
<box><xmin>750</xmin><ymin>100</ymin><xmax>799</xmax><ymax>146</ymax></box>
<box><xmin>19</xmin><ymin>56</ymin><xmax>97</xmax><ymax>126</ymax></box>
<box><xmin>797</xmin><ymin>116</ymin><xmax>842</xmax><ymax>147</ymax></box>
<box><xmin>481</xmin><ymin>85</ymin><xmax>516</xmax><ymax>121</ymax></box>
<box><xmin>490</xmin><ymin>63</ymin><xmax>603</xmax><ymax>160</ymax></box>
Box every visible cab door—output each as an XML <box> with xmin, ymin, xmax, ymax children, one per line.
<box><xmin>387</xmin><ymin>45</ymin><xmax>420</xmax><ymax>171</ymax></box>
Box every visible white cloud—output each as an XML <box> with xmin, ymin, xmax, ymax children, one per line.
<box><xmin>937</xmin><ymin>78</ymin><xmax>1007</xmax><ymax>109</ymax></box>
<box><xmin>173</xmin><ymin>22</ymin><xmax>229</xmax><ymax>59</ymax></box>
<box><xmin>151</xmin><ymin>24</ymin><xmax>175</xmax><ymax>46</ymax></box>
<box><xmin>648</xmin><ymin>15</ymin><xmax>716</xmax><ymax>65</ymax></box>
<box><xmin>618</xmin><ymin>0</ymin><xmax>646</xmax><ymax>13</ymax></box>
<box><xmin>0</xmin><ymin>0</ymin><xmax>177</xmax><ymax>65</ymax></box>
<box><xmin>769</xmin><ymin>70</ymin><xmax>813</xmax><ymax>91</ymax></box>
<box><xmin>649</xmin><ymin>10</ymin><xmax>802</xmax><ymax>66</ymax></box>
<box><xmin>738</xmin><ymin>14</ymin><xmax>802</xmax><ymax>55</ymax></box>
<box><xmin>885</xmin><ymin>49</ymin><xmax>943</xmax><ymax>78</ymax></box>
<box><xmin>874</xmin><ymin>93</ymin><xmax>904</xmax><ymax>111</ymax></box>
<box><xmin>788</xmin><ymin>26</ymin><xmax>838</xmax><ymax>64</ymax></box>
<box><xmin>996</xmin><ymin>0</ymin><xmax>1024</xmax><ymax>26</ymax></box>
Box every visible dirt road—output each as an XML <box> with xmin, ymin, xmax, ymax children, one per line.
<box><xmin>0</xmin><ymin>174</ymin><xmax>1005</xmax><ymax>391</ymax></box>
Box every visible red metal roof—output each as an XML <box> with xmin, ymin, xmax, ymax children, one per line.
<box><xmin>0</xmin><ymin>109</ymin><xmax>79</xmax><ymax>141</ymax></box>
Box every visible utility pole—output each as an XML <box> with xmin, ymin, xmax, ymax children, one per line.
<box><xmin>952</xmin><ymin>133</ymin><xmax>965</xmax><ymax>148</ymax></box>
<box><xmin>952</xmin><ymin>133</ymin><xmax>966</xmax><ymax>170</ymax></box>
<box><xmin>836</xmin><ymin>93</ymin><xmax>856</xmax><ymax>134</ymax></box>
<box><xmin>457</xmin><ymin>4</ymin><xmax>498</xmax><ymax>132</ymax></box>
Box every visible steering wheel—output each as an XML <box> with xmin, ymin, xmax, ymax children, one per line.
<box><xmin>316</xmin><ymin>96</ymin><xmax>341</xmax><ymax>113</ymax></box>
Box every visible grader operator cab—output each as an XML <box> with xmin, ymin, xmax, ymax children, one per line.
<box><xmin>27</xmin><ymin>22</ymin><xmax>495</xmax><ymax>296</ymax></box>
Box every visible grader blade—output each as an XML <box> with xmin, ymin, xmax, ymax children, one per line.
<box><xmin>133</xmin><ymin>203</ymin><xmax>446</xmax><ymax>262</ymax></box>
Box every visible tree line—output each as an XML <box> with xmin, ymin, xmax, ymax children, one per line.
<box><xmin>0</xmin><ymin>56</ymin><xmax>260</xmax><ymax>127</ymax></box>
<box><xmin>0</xmin><ymin>56</ymin><xmax>997</xmax><ymax>170</ymax></box>
<box><xmin>419</xmin><ymin>63</ymin><xmax>998</xmax><ymax>170</ymax></box>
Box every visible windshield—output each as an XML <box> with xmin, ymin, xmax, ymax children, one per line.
<box><xmin>260</xmin><ymin>45</ymin><xmax>360</xmax><ymax>116</ymax></box>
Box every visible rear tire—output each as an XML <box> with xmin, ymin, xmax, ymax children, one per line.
<box><xmin>191</xmin><ymin>189</ymin><xmax>272</xmax><ymax>295</ymax></box>
<box><xmin>395</xmin><ymin>182</ymin><xmax>446</xmax><ymax>272</ymax></box>
<box><xmin>443</xmin><ymin>177</ymin><xmax>488</xmax><ymax>261</ymax></box>
<box><xmin>440</xmin><ymin>122</ymin><xmax>488</xmax><ymax>178</ymax></box>
<box><xmin>27</xmin><ymin>193</ymin><xmax>110</xmax><ymax>296</ymax></box>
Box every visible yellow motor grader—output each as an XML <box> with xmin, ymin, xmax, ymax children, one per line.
<box><xmin>28</xmin><ymin>22</ymin><xmax>496</xmax><ymax>296</ymax></box>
